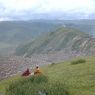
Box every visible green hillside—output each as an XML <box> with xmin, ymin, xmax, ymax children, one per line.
<box><xmin>15</xmin><ymin>27</ymin><xmax>95</xmax><ymax>57</ymax></box>
<box><xmin>0</xmin><ymin>56</ymin><xmax>95</xmax><ymax>95</ymax></box>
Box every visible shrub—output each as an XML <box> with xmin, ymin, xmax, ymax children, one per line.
<box><xmin>30</xmin><ymin>74</ymin><xmax>48</xmax><ymax>83</ymax></box>
<box><xmin>51</xmin><ymin>63</ymin><xmax>55</xmax><ymax>66</ymax></box>
<box><xmin>71</xmin><ymin>59</ymin><xmax>86</xmax><ymax>64</ymax></box>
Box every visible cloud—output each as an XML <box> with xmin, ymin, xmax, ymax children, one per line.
<box><xmin>36</xmin><ymin>0</ymin><xmax>95</xmax><ymax>13</ymax></box>
<box><xmin>0</xmin><ymin>0</ymin><xmax>95</xmax><ymax>20</ymax></box>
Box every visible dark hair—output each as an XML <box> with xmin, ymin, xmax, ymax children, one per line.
<box><xmin>36</xmin><ymin>66</ymin><xmax>39</xmax><ymax>68</ymax></box>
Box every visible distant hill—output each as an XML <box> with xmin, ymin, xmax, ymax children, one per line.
<box><xmin>63</xmin><ymin>19</ymin><xmax>95</xmax><ymax>36</ymax></box>
<box><xmin>0</xmin><ymin>19</ymin><xmax>95</xmax><ymax>45</ymax></box>
<box><xmin>0</xmin><ymin>21</ymin><xmax>61</xmax><ymax>44</ymax></box>
<box><xmin>15</xmin><ymin>27</ymin><xmax>95</xmax><ymax>57</ymax></box>
<box><xmin>0</xmin><ymin>19</ymin><xmax>95</xmax><ymax>55</ymax></box>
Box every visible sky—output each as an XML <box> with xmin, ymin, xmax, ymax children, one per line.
<box><xmin>0</xmin><ymin>0</ymin><xmax>95</xmax><ymax>20</ymax></box>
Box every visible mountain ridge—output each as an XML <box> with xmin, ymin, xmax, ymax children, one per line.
<box><xmin>15</xmin><ymin>27</ymin><xmax>95</xmax><ymax>57</ymax></box>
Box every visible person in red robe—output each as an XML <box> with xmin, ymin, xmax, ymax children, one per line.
<box><xmin>22</xmin><ymin>68</ymin><xmax>31</xmax><ymax>76</ymax></box>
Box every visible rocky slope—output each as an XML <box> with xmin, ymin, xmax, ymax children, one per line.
<box><xmin>0</xmin><ymin>56</ymin><xmax>50</xmax><ymax>80</ymax></box>
<box><xmin>0</xmin><ymin>51</ymin><xmax>85</xmax><ymax>81</ymax></box>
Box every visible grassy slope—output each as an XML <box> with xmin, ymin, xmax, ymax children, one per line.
<box><xmin>0</xmin><ymin>56</ymin><xmax>95</xmax><ymax>95</ymax></box>
<box><xmin>44</xmin><ymin>56</ymin><xmax>95</xmax><ymax>95</ymax></box>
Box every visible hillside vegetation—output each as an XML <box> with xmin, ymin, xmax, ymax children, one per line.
<box><xmin>15</xmin><ymin>27</ymin><xmax>95</xmax><ymax>57</ymax></box>
<box><xmin>0</xmin><ymin>56</ymin><xmax>95</xmax><ymax>95</ymax></box>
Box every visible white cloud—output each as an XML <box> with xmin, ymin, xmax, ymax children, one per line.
<box><xmin>0</xmin><ymin>0</ymin><xmax>95</xmax><ymax>12</ymax></box>
<box><xmin>0</xmin><ymin>0</ymin><xmax>38</xmax><ymax>10</ymax></box>
<box><xmin>0</xmin><ymin>17</ymin><xmax>12</xmax><ymax>21</ymax></box>
<box><xmin>0</xmin><ymin>0</ymin><xmax>95</xmax><ymax>19</ymax></box>
<box><xmin>37</xmin><ymin>0</ymin><xmax>95</xmax><ymax>13</ymax></box>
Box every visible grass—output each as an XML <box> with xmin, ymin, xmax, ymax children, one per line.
<box><xmin>0</xmin><ymin>75</ymin><xmax>21</xmax><ymax>94</ymax></box>
<box><xmin>43</xmin><ymin>56</ymin><xmax>95</xmax><ymax>95</ymax></box>
<box><xmin>0</xmin><ymin>56</ymin><xmax>95</xmax><ymax>95</ymax></box>
<box><xmin>6</xmin><ymin>75</ymin><xmax>68</xmax><ymax>95</ymax></box>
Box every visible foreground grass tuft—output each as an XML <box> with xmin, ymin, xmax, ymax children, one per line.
<box><xmin>6</xmin><ymin>75</ymin><xmax>68</xmax><ymax>95</ymax></box>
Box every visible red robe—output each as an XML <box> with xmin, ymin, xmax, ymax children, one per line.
<box><xmin>22</xmin><ymin>68</ymin><xmax>30</xmax><ymax>76</ymax></box>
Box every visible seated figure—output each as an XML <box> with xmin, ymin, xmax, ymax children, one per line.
<box><xmin>34</xmin><ymin>66</ymin><xmax>42</xmax><ymax>75</ymax></box>
<box><xmin>22</xmin><ymin>68</ymin><xmax>31</xmax><ymax>76</ymax></box>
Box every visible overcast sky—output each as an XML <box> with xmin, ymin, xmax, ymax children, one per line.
<box><xmin>0</xmin><ymin>0</ymin><xmax>95</xmax><ymax>20</ymax></box>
